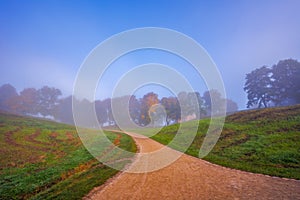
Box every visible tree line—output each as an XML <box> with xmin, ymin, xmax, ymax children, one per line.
<box><xmin>0</xmin><ymin>84</ymin><xmax>238</xmax><ymax>126</ymax></box>
<box><xmin>244</xmin><ymin>58</ymin><xmax>300</xmax><ymax>108</ymax></box>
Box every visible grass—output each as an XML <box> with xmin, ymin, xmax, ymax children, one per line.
<box><xmin>1</xmin><ymin>105</ymin><xmax>299</xmax><ymax>199</ymax></box>
<box><xmin>0</xmin><ymin>112</ymin><xmax>136</xmax><ymax>200</ymax></box>
<box><xmin>150</xmin><ymin>105</ymin><xmax>300</xmax><ymax>179</ymax></box>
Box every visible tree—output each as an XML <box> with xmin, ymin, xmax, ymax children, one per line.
<box><xmin>177</xmin><ymin>91</ymin><xmax>189</xmax><ymax>119</ymax></box>
<box><xmin>271</xmin><ymin>59</ymin><xmax>300</xmax><ymax>105</ymax></box>
<box><xmin>244</xmin><ymin>66</ymin><xmax>272</xmax><ymax>108</ymax></box>
<box><xmin>0</xmin><ymin>84</ymin><xmax>18</xmax><ymax>111</ymax></box>
<box><xmin>14</xmin><ymin>88</ymin><xmax>39</xmax><ymax>115</ymax></box>
<box><xmin>189</xmin><ymin>92</ymin><xmax>206</xmax><ymax>119</ymax></box>
<box><xmin>226</xmin><ymin>99</ymin><xmax>238</xmax><ymax>113</ymax></box>
<box><xmin>161</xmin><ymin>96</ymin><xmax>180</xmax><ymax>125</ymax></box>
<box><xmin>139</xmin><ymin>92</ymin><xmax>159</xmax><ymax>126</ymax></box>
<box><xmin>111</xmin><ymin>95</ymin><xmax>137</xmax><ymax>128</ymax></box>
<box><xmin>148</xmin><ymin>104</ymin><xmax>166</xmax><ymax>127</ymax></box>
<box><xmin>37</xmin><ymin>86</ymin><xmax>62</xmax><ymax>117</ymax></box>
<box><xmin>177</xmin><ymin>91</ymin><xmax>206</xmax><ymax>121</ymax></box>
<box><xmin>129</xmin><ymin>95</ymin><xmax>141</xmax><ymax>125</ymax></box>
<box><xmin>203</xmin><ymin>89</ymin><xmax>226</xmax><ymax>115</ymax></box>
<box><xmin>53</xmin><ymin>95</ymin><xmax>74</xmax><ymax>124</ymax></box>
<box><xmin>95</xmin><ymin>100</ymin><xmax>108</xmax><ymax>126</ymax></box>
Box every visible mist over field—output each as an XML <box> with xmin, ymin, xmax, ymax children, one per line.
<box><xmin>1</xmin><ymin>1</ymin><xmax>299</xmax><ymax>109</ymax></box>
<box><xmin>0</xmin><ymin>1</ymin><xmax>300</xmax><ymax>200</ymax></box>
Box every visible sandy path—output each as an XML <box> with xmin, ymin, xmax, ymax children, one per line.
<box><xmin>86</xmin><ymin>132</ymin><xmax>300</xmax><ymax>200</ymax></box>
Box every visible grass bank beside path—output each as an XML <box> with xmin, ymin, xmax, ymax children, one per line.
<box><xmin>150</xmin><ymin>105</ymin><xmax>300</xmax><ymax>180</ymax></box>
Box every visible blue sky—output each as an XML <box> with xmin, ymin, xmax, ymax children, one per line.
<box><xmin>1</xmin><ymin>0</ymin><xmax>299</xmax><ymax>109</ymax></box>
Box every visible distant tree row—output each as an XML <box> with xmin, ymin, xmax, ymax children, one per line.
<box><xmin>0</xmin><ymin>84</ymin><xmax>61</xmax><ymax>117</ymax></box>
<box><xmin>93</xmin><ymin>90</ymin><xmax>237</xmax><ymax>127</ymax></box>
<box><xmin>244</xmin><ymin>58</ymin><xmax>300</xmax><ymax>108</ymax></box>
<box><xmin>0</xmin><ymin>84</ymin><xmax>238</xmax><ymax>126</ymax></box>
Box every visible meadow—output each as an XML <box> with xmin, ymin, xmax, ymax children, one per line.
<box><xmin>1</xmin><ymin>105</ymin><xmax>299</xmax><ymax>199</ymax></box>
<box><xmin>0</xmin><ymin>112</ymin><xmax>136</xmax><ymax>200</ymax></box>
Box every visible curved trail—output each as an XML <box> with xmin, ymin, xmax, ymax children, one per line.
<box><xmin>86</xmin><ymin>132</ymin><xmax>300</xmax><ymax>200</ymax></box>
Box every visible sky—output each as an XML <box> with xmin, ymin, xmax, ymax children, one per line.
<box><xmin>0</xmin><ymin>0</ymin><xmax>300</xmax><ymax>109</ymax></box>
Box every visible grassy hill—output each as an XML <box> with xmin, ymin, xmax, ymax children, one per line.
<box><xmin>0</xmin><ymin>112</ymin><xmax>136</xmax><ymax>200</ymax></box>
<box><xmin>151</xmin><ymin>105</ymin><xmax>300</xmax><ymax>179</ymax></box>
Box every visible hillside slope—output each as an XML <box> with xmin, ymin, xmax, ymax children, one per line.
<box><xmin>0</xmin><ymin>112</ymin><xmax>136</xmax><ymax>200</ymax></box>
<box><xmin>151</xmin><ymin>105</ymin><xmax>300</xmax><ymax>179</ymax></box>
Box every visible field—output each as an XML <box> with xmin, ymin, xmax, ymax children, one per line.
<box><xmin>1</xmin><ymin>105</ymin><xmax>299</xmax><ymax>199</ymax></box>
<box><xmin>150</xmin><ymin>105</ymin><xmax>300</xmax><ymax>179</ymax></box>
<box><xmin>0</xmin><ymin>112</ymin><xmax>136</xmax><ymax>200</ymax></box>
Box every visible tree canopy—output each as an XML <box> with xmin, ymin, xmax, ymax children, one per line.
<box><xmin>244</xmin><ymin>58</ymin><xmax>300</xmax><ymax>108</ymax></box>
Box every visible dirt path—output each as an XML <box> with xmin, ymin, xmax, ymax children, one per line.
<box><xmin>86</xmin><ymin>132</ymin><xmax>300</xmax><ymax>200</ymax></box>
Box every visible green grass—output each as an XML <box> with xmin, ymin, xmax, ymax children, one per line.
<box><xmin>1</xmin><ymin>105</ymin><xmax>299</xmax><ymax>199</ymax></box>
<box><xmin>0</xmin><ymin>112</ymin><xmax>136</xmax><ymax>200</ymax></box>
<box><xmin>150</xmin><ymin>105</ymin><xmax>300</xmax><ymax>179</ymax></box>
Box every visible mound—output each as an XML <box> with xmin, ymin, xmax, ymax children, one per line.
<box><xmin>226</xmin><ymin>104</ymin><xmax>300</xmax><ymax>123</ymax></box>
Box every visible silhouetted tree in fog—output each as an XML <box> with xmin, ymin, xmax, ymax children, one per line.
<box><xmin>244</xmin><ymin>66</ymin><xmax>272</xmax><ymax>108</ymax></box>
<box><xmin>0</xmin><ymin>84</ymin><xmax>18</xmax><ymax>111</ymax></box>
<box><xmin>203</xmin><ymin>89</ymin><xmax>227</xmax><ymax>115</ymax></box>
<box><xmin>54</xmin><ymin>96</ymin><xmax>74</xmax><ymax>124</ymax></box>
<box><xmin>129</xmin><ymin>95</ymin><xmax>141</xmax><ymax>125</ymax></box>
<box><xmin>271</xmin><ymin>59</ymin><xmax>300</xmax><ymax>106</ymax></box>
<box><xmin>161</xmin><ymin>96</ymin><xmax>180</xmax><ymax>125</ymax></box>
<box><xmin>177</xmin><ymin>91</ymin><xmax>206</xmax><ymax>121</ymax></box>
<box><xmin>13</xmin><ymin>88</ymin><xmax>39</xmax><ymax>115</ymax></box>
<box><xmin>226</xmin><ymin>99</ymin><xmax>238</xmax><ymax>113</ymax></box>
<box><xmin>37</xmin><ymin>86</ymin><xmax>62</xmax><ymax>117</ymax></box>
<box><xmin>95</xmin><ymin>100</ymin><xmax>108</xmax><ymax>126</ymax></box>
<box><xmin>244</xmin><ymin>58</ymin><xmax>300</xmax><ymax>108</ymax></box>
